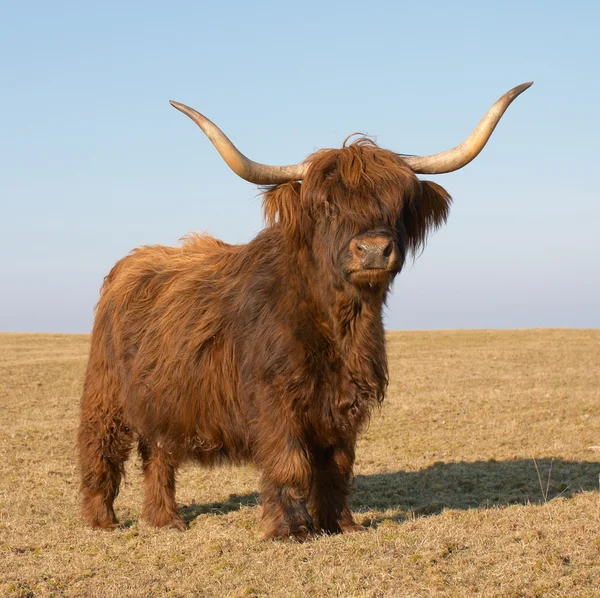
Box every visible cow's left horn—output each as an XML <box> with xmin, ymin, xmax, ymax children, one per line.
<box><xmin>170</xmin><ymin>101</ymin><xmax>308</xmax><ymax>185</ymax></box>
<box><xmin>401</xmin><ymin>82</ymin><xmax>533</xmax><ymax>174</ymax></box>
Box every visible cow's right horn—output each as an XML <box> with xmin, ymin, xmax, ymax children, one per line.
<box><xmin>170</xmin><ymin>101</ymin><xmax>308</xmax><ymax>185</ymax></box>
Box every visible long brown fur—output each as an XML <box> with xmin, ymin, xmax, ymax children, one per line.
<box><xmin>77</xmin><ymin>138</ymin><xmax>451</xmax><ymax>540</ymax></box>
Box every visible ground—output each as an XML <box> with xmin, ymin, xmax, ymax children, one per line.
<box><xmin>0</xmin><ymin>329</ymin><xmax>599</xmax><ymax>597</ymax></box>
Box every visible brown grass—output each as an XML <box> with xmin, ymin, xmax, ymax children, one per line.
<box><xmin>1</xmin><ymin>330</ymin><xmax>599</xmax><ymax>597</ymax></box>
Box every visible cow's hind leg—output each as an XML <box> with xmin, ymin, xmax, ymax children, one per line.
<box><xmin>78</xmin><ymin>383</ymin><xmax>133</xmax><ymax>529</ymax></box>
<box><xmin>138</xmin><ymin>439</ymin><xmax>186</xmax><ymax>531</ymax></box>
<box><xmin>309</xmin><ymin>443</ymin><xmax>364</xmax><ymax>535</ymax></box>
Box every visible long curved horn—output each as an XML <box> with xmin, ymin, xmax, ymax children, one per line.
<box><xmin>401</xmin><ymin>82</ymin><xmax>533</xmax><ymax>174</ymax></box>
<box><xmin>169</xmin><ymin>101</ymin><xmax>308</xmax><ymax>185</ymax></box>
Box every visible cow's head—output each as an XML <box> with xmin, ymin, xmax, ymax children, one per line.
<box><xmin>170</xmin><ymin>83</ymin><xmax>531</xmax><ymax>296</ymax></box>
<box><xmin>259</xmin><ymin>139</ymin><xmax>451</xmax><ymax>296</ymax></box>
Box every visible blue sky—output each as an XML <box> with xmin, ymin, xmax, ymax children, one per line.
<box><xmin>1</xmin><ymin>0</ymin><xmax>598</xmax><ymax>332</ymax></box>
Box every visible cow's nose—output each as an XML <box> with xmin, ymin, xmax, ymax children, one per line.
<box><xmin>350</xmin><ymin>234</ymin><xmax>396</xmax><ymax>269</ymax></box>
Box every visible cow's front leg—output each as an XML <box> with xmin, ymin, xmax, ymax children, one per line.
<box><xmin>257</xmin><ymin>436</ymin><xmax>314</xmax><ymax>541</ymax></box>
<box><xmin>259</xmin><ymin>477</ymin><xmax>313</xmax><ymax>541</ymax></box>
<box><xmin>309</xmin><ymin>442</ymin><xmax>364</xmax><ymax>535</ymax></box>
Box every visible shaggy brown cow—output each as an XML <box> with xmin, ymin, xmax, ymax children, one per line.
<box><xmin>78</xmin><ymin>83</ymin><xmax>532</xmax><ymax>540</ymax></box>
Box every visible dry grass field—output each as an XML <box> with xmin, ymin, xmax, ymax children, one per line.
<box><xmin>1</xmin><ymin>329</ymin><xmax>599</xmax><ymax>597</ymax></box>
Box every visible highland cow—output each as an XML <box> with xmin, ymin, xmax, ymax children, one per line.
<box><xmin>77</xmin><ymin>83</ymin><xmax>532</xmax><ymax>540</ymax></box>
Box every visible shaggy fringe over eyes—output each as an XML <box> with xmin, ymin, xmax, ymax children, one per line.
<box><xmin>261</xmin><ymin>137</ymin><xmax>452</xmax><ymax>254</ymax></box>
<box><xmin>300</xmin><ymin>137</ymin><xmax>423</xmax><ymax>229</ymax></box>
<box><xmin>403</xmin><ymin>180</ymin><xmax>452</xmax><ymax>256</ymax></box>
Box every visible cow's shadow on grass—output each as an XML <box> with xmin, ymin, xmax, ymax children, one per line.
<box><xmin>178</xmin><ymin>458</ymin><xmax>599</xmax><ymax>526</ymax></box>
<box><xmin>352</xmin><ymin>458</ymin><xmax>599</xmax><ymax>526</ymax></box>
<box><xmin>179</xmin><ymin>493</ymin><xmax>260</xmax><ymax>524</ymax></box>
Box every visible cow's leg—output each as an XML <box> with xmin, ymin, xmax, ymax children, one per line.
<box><xmin>258</xmin><ymin>437</ymin><xmax>314</xmax><ymax>541</ymax></box>
<box><xmin>78</xmin><ymin>375</ymin><xmax>133</xmax><ymax>529</ymax></box>
<box><xmin>309</xmin><ymin>442</ymin><xmax>364</xmax><ymax>535</ymax></box>
<box><xmin>138</xmin><ymin>439</ymin><xmax>186</xmax><ymax>531</ymax></box>
<box><xmin>259</xmin><ymin>477</ymin><xmax>314</xmax><ymax>542</ymax></box>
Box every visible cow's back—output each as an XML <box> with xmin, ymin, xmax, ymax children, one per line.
<box><xmin>86</xmin><ymin>234</ymin><xmax>250</xmax><ymax>458</ymax></box>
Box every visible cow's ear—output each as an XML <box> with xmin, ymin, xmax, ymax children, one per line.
<box><xmin>262</xmin><ymin>181</ymin><xmax>310</xmax><ymax>243</ymax></box>
<box><xmin>402</xmin><ymin>180</ymin><xmax>452</xmax><ymax>256</ymax></box>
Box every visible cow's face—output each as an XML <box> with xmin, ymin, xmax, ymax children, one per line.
<box><xmin>264</xmin><ymin>139</ymin><xmax>452</xmax><ymax>296</ymax></box>
<box><xmin>313</xmin><ymin>201</ymin><xmax>404</xmax><ymax>294</ymax></box>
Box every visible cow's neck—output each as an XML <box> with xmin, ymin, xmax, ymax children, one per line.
<box><xmin>291</xmin><ymin>249</ymin><xmax>389</xmax><ymax>411</ymax></box>
<box><xmin>304</xmin><ymin>258</ymin><xmax>388</xmax><ymax>362</ymax></box>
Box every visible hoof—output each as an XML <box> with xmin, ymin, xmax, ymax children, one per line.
<box><xmin>340</xmin><ymin>522</ymin><xmax>366</xmax><ymax>534</ymax></box>
<box><xmin>152</xmin><ymin>517</ymin><xmax>187</xmax><ymax>531</ymax></box>
<box><xmin>90</xmin><ymin>519</ymin><xmax>120</xmax><ymax>531</ymax></box>
<box><xmin>263</xmin><ymin>522</ymin><xmax>314</xmax><ymax>542</ymax></box>
<box><xmin>169</xmin><ymin>518</ymin><xmax>188</xmax><ymax>532</ymax></box>
<box><xmin>82</xmin><ymin>496</ymin><xmax>119</xmax><ymax>530</ymax></box>
<box><xmin>144</xmin><ymin>510</ymin><xmax>187</xmax><ymax>531</ymax></box>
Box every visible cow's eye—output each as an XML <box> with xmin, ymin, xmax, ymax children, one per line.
<box><xmin>324</xmin><ymin>201</ymin><xmax>338</xmax><ymax>219</ymax></box>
